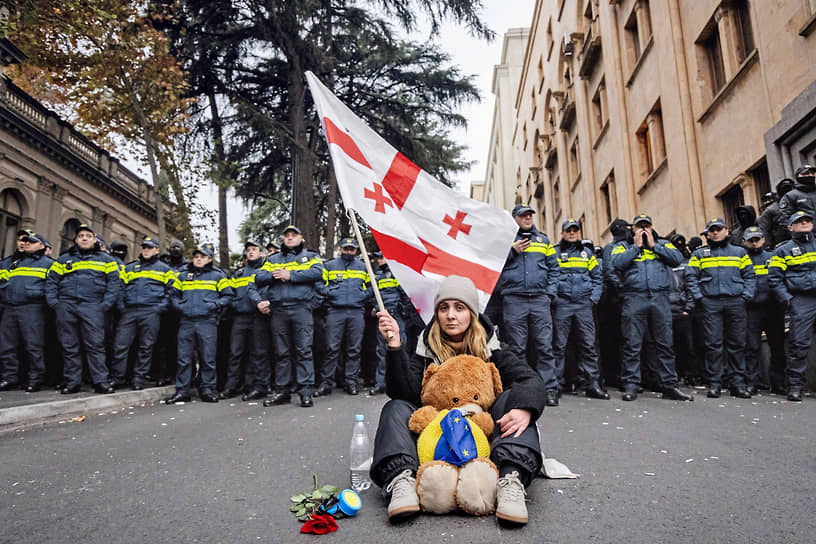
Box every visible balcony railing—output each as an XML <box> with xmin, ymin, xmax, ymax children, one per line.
<box><xmin>579</xmin><ymin>19</ymin><xmax>602</xmax><ymax>78</ymax></box>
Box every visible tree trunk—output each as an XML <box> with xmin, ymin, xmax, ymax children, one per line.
<box><xmin>141</xmin><ymin>127</ymin><xmax>165</xmax><ymax>249</ymax></box>
<box><xmin>288</xmin><ymin>64</ymin><xmax>318</xmax><ymax>248</ymax></box>
<box><xmin>207</xmin><ymin>90</ymin><xmax>230</xmax><ymax>266</ymax></box>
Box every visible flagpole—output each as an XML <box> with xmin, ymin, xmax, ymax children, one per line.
<box><xmin>347</xmin><ymin>208</ymin><xmax>393</xmax><ymax>339</ymax></box>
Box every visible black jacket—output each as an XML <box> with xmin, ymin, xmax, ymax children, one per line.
<box><xmin>385</xmin><ymin>314</ymin><xmax>547</xmax><ymax>421</ymax></box>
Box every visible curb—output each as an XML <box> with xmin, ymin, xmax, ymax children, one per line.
<box><xmin>0</xmin><ymin>386</ymin><xmax>175</xmax><ymax>431</ymax></box>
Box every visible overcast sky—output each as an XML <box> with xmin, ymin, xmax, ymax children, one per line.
<box><xmin>205</xmin><ymin>1</ymin><xmax>536</xmax><ymax>252</ymax></box>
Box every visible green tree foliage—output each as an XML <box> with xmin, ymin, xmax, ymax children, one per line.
<box><xmin>169</xmin><ymin>0</ymin><xmax>489</xmax><ymax>254</ymax></box>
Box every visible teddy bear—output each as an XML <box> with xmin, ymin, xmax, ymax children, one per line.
<box><xmin>408</xmin><ymin>354</ymin><xmax>503</xmax><ymax>515</ymax></box>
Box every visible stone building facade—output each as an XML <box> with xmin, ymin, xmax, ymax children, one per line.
<box><xmin>496</xmin><ymin>0</ymin><xmax>816</xmax><ymax>243</ymax></box>
<box><xmin>0</xmin><ymin>39</ymin><xmax>165</xmax><ymax>259</ymax></box>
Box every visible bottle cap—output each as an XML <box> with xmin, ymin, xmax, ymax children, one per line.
<box><xmin>355</xmin><ymin>414</ymin><xmax>364</xmax><ymax>421</ymax></box>
<box><xmin>337</xmin><ymin>489</ymin><xmax>362</xmax><ymax>516</ymax></box>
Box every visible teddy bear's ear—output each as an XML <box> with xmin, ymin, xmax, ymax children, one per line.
<box><xmin>486</xmin><ymin>362</ymin><xmax>503</xmax><ymax>396</ymax></box>
<box><xmin>421</xmin><ymin>363</ymin><xmax>440</xmax><ymax>391</ymax></box>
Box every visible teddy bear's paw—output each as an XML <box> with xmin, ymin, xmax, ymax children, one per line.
<box><xmin>416</xmin><ymin>461</ymin><xmax>459</xmax><ymax>514</ymax></box>
<box><xmin>456</xmin><ymin>458</ymin><xmax>498</xmax><ymax>515</ymax></box>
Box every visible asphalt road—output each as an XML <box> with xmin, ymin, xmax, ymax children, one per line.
<box><xmin>1</xmin><ymin>388</ymin><xmax>814</xmax><ymax>544</ymax></box>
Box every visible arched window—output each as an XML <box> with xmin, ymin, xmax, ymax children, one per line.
<box><xmin>60</xmin><ymin>218</ymin><xmax>81</xmax><ymax>255</ymax></box>
<box><xmin>0</xmin><ymin>189</ymin><xmax>23</xmax><ymax>258</ymax></box>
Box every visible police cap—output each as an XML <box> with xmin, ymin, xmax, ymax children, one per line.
<box><xmin>743</xmin><ymin>226</ymin><xmax>764</xmax><ymax>240</ymax></box>
<box><xmin>704</xmin><ymin>218</ymin><xmax>727</xmax><ymax>232</ymax></box>
<box><xmin>788</xmin><ymin>210</ymin><xmax>814</xmax><ymax>226</ymax></box>
<box><xmin>512</xmin><ymin>204</ymin><xmax>534</xmax><ymax>217</ymax></box>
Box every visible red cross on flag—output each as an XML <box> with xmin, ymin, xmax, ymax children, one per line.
<box><xmin>306</xmin><ymin>71</ymin><xmax>517</xmax><ymax>323</ymax></box>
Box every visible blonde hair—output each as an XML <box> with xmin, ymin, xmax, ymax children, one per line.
<box><xmin>427</xmin><ymin>309</ymin><xmax>490</xmax><ymax>363</ymax></box>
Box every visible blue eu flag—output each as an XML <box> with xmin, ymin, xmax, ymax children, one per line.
<box><xmin>433</xmin><ymin>409</ymin><xmax>479</xmax><ymax>466</ymax></box>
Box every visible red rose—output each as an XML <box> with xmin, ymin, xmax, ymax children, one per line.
<box><xmin>300</xmin><ymin>513</ymin><xmax>338</xmax><ymax>535</ymax></box>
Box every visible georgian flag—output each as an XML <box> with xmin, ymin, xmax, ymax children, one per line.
<box><xmin>305</xmin><ymin>71</ymin><xmax>517</xmax><ymax>323</ymax></box>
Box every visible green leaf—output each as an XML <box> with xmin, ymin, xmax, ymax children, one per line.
<box><xmin>295</xmin><ymin>507</ymin><xmax>307</xmax><ymax>516</ymax></box>
<box><xmin>320</xmin><ymin>485</ymin><xmax>340</xmax><ymax>494</ymax></box>
<box><xmin>311</xmin><ymin>490</ymin><xmax>326</xmax><ymax>500</ymax></box>
<box><xmin>290</xmin><ymin>504</ymin><xmax>302</xmax><ymax>512</ymax></box>
<box><xmin>297</xmin><ymin>514</ymin><xmax>309</xmax><ymax>522</ymax></box>
<box><xmin>290</xmin><ymin>494</ymin><xmax>307</xmax><ymax>503</ymax></box>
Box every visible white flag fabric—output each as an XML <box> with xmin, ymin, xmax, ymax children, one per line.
<box><xmin>305</xmin><ymin>71</ymin><xmax>518</xmax><ymax>322</ymax></box>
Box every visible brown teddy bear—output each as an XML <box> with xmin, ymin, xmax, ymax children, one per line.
<box><xmin>408</xmin><ymin>354</ymin><xmax>503</xmax><ymax>515</ymax></box>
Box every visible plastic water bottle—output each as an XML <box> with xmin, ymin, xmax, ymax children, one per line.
<box><xmin>349</xmin><ymin>414</ymin><xmax>372</xmax><ymax>492</ymax></box>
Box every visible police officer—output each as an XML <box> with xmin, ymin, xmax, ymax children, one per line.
<box><xmin>667</xmin><ymin>234</ymin><xmax>699</xmax><ymax>386</ymax></box>
<box><xmin>758</xmin><ymin>179</ymin><xmax>794</xmax><ymax>249</ymax></box>
<box><xmin>221</xmin><ymin>240</ymin><xmax>270</xmax><ymax>401</ymax></box>
<box><xmin>45</xmin><ymin>224</ymin><xmax>121</xmax><ymax>394</ymax></box>
<box><xmin>165</xmin><ymin>245</ymin><xmax>234</xmax><ymax>404</ymax></box>
<box><xmin>266</xmin><ymin>241</ymin><xmax>280</xmax><ymax>257</ymax></box>
<box><xmin>251</xmin><ymin>225</ymin><xmax>323</xmax><ymax>408</ymax></box>
<box><xmin>368</xmin><ymin>251</ymin><xmax>413</xmax><ymax>395</ymax></box>
<box><xmin>0</xmin><ymin>232</ymin><xmax>54</xmax><ymax>391</ymax></box>
<box><xmin>742</xmin><ymin>226</ymin><xmax>786</xmax><ymax>395</ymax></box>
<box><xmin>315</xmin><ymin>237</ymin><xmax>370</xmax><ymax>397</ymax></box>
<box><xmin>109</xmin><ymin>236</ymin><xmax>174</xmax><ymax>390</ymax></box>
<box><xmin>598</xmin><ymin>218</ymin><xmax>631</xmax><ymax>389</ymax></box>
<box><xmin>686</xmin><ymin>218</ymin><xmax>755</xmax><ymax>399</ymax></box>
<box><xmin>611</xmin><ymin>214</ymin><xmax>693</xmax><ymax>402</ymax></box>
<box><xmin>777</xmin><ymin>165</ymin><xmax>816</xmax><ymax>228</ymax></box>
<box><xmin>109</xmin><ymin>240</ymin><xmax>128</xmax><ymax>269</ymax></box>
<box><xmin>551</xmin><ymin>219</ymin><xmax>607</xmax><ymax>399</ymax></box>
<box><xmin>496</xmin><ymin>203</ymin><xmax>560</xmax><ymax>406</ymax></box>
<box><xmin>154</xmin><ymin>238</ymin><xmax>188</xmax><ymax>385</ymax></box>
<box><xmin>106</xmin><ymin>240</ymin><xmax>128</xmax><ymax>383</ymax></box>
<box><xmin>768</xmin><ymin>210</ymin><xmax>816</xmax><ymax>402</ymax></box>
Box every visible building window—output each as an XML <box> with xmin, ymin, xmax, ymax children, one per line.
<box><xmin>721</xmin><ymin>184</ymin><xmax>745</xmax><ymax>228</ymax></box>
<box><xmin>553</xmin><ymin>179</ymin><xmax>562</xmax><ymax>220</ymax></box>
<box><xmin>696</xmin><ymin>1</ymin><xmax>756</xmax><ymax>104</ymax></box>
<box><xmin>523</xmin><ymin>122</ymin><xmax>528</xmax><ymax>151</ymax></box>
<box><xmin>635</xmin><ymin>102</ymin><xmax>666</xmax><ymax>181</ymax></box>
<box><xmin>569</xmin><ymin>138</ymin><xmax>581</xmax><ymax>184</ymax></box>
<box><xmin>601</xmin><ymin>171</ymin><xmax>617</xmax><ymax>226</ymax></box>
<box><xmin>749</xmin><ymin>160</ymin><xmax>771</xmax><ymax>202</ymax></box>
<box><xmin>701</xmin><ymin>24</ymin><xmax>727</xmax><ymax>95</ymax></box>
<box><xmin>733</xmin><ymin>1</ymin><xmax>755</xmax><ymax>63</ymax></box>
<box><xmin>538</xmin><ymin>56</ymin><xmax>545</xmax><ymax>91</ymax></box>
<box><xmin>547</xmin><ymin>18</ymin><xmax>554</xmax><ymax>59</ymax></box>
<box><xmin>0</xmin><ymin>189</ymin><xmax>23</xmax><ymax>259</ymax></box>
<box><xmin>531</xmin><ymin>89</ymin><xmax>537</xmax><ymax>119</ymax></box>
<box><xmin>591</xmin><ymin>78</ymin><xmax>608</xmax><ymax>140</ymax></box>
<box><xmin>624</xmin><ymin>0</ymin><xmax>652</xmax><ymax>71</ymax></box>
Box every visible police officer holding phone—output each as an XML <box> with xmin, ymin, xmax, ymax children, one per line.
<box><xmin>611</xmin><ymin>214</ymin><xmax>693</xmax><ymax>402</ymax></box>
<box><xmin>496</xmin><ymin>204</ymin><xmax>560</xmax><ymax>405</ymax></box>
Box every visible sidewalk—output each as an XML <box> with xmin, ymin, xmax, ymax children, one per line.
<box><xmin>0</xmin><ymin>384</ymin><xmax>174</xmax><ymax>431</ymax></box>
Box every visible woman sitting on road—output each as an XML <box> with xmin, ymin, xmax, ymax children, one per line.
<box><xmin>371</xmin><ymin>275</ymin><xmax>546</xmax><ymax>525</ymax></box>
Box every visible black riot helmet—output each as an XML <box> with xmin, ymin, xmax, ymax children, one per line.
<box><xmin>794</xmin><ymin>165</ymin><xmax>815</xmax><ymax>186</ymax></box>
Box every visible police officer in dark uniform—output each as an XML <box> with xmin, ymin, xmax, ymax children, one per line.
<box><xmin>266</xmin><ymin>241</ymin><xmax>280</xmax><ymax>257</ymax></box>
<box><xmin>153</xmin><ymin>238</ymin><xmax>188</xmax><ymax>385</ymax></box>
<box><xmin>368</xmin><ymin>251</ymin><xmax>413</xmax><ymax>395</ymax></box>
<box><xmin>758</xmin><ymin>179</ymin><xmax>794</xmax><ymax>250</ymax></box>
<box><xmin>221</xmin><ymin>240</ymin><xmax>270</xmax><ymax>401</ymax></box>
<box><xmin>768</xmin><ymin>210</ymin><xmax>816</xmax><ymax>401</ymax></box>
<box><xmin>110</xmin><ymin>236</ymin><xmax>174</xmax><ymax>390</ymax></box>
<box><xmin>45</xmin><ymin>224</ymin><xmax>121</xmax><ymax>394</ymax></box>
<box><xmin>598</xmin><ymin>218</ymin><xmax>631</xmax><ymax>388</ymax></box>
<box><xmin>777</xmin><ymin>165</ymin><xmax>816</xmax><ymax>229</ymax></box>
<box><xmin>165</xmin><ymin>245</ymin><xmax>234</xmax><ymax>404</ymax></box>
<box><xmin>742</xmin><ymin>226</ymin><xmax>786</xmax><ymax>395</ymax></box>
<box><xmin>106</xmin><ymin>240</ymin><xmax>128</xmax><ymax>384</ymax></box>
<box><xmin>551</xmin><ymin>219</ymin><xmax>607</xmax><ymax>399</ymax></box>
<box><xmin>611</xmin><ymin>214</ymin><xmax>693</xmax><ymax>402</ymax></box>
<box><xmin>686</xmin><ymin>218</ymin><xmax>755</xmax><ymax>399</ymax></box>
<box><xmin>315</xmin><ymin>237</ymin><xmax>370</xmax><ymax>397</ymax></box>
<box><xmin>251</xmin><ymin>225</ymin><xmax>323</xmax><ymax>408</ymax></box>
<box><xmin>496</xmin><ymin>203</ymin><xmax>560</xmax><ymax>406</ymax></box>
<box><xmin>0</xmin><ymin>232</ymin><xmax>54</xmax><ymax>391</ymax></box>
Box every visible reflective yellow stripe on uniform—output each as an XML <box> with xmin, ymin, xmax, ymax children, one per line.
<box><xmin>324</xmin><ymin>269</ymin><xmax>369</xmax><ymax>281</ymax></box>
<box><xmin>378</xmin><ymin>278</ymin><xmax>400</xmax><ymax>289</ymax></box>
<box><xmin>754</xmin><ymin>265</ymin><xmax>768</xmax><ymax>276</ymax></box>
<box><xmin>231</xmin><ymin>275</ymin><xmax>255</xmax><ymax>288</ymax></box>
<box><xmin>8</xmin><ymin>267</ymin><xmax>49</xmax><ymax>279</ymax></box>
<box><xmin>693</xmin><ymin>256</ymin><xmax>743</xmax><ymax>269</ymax></box>
<box><xmin>262</xmin><ymin>257</ymin><xmax>322</xmax><ymax>272</ymax></box>
<box><xmin>611</xmin><ymin>244</ymin><xmax>626</xmax><ymax>256</ymax></box>
<box><xmin>769</xmin><ymin>255</ymin><xmax>787</xmax><ymax>270</ymax></box>
<box><xmin>217</xmin><ymin>278</ymin><xmax>230</xmax><ymax>292</ymax></box>
<box><xmin>634</xmin><ymin>249</ymin><xmax>657</xmax><ymax>262</ymax></box>
<box><xmin>779</xmin><ymin>252</ymin><xmax>816</xmax><ymax>268</ymax></box>
<box><xmin>0</xmin><ymin>270</ymin><xmax>8</xmax><ymax>281</ymax></box>
<box><xmin>559</xmin><ymin>256</ymin><xmax>598</xmax><ymax>270</ymax></box>
<box><xmin>524</xmin><ymin>242</ymin><xmax>556</xmax><ymax>255</ymax></box>
<box><xmin>124</xmin><ymin>270</ymin><xmax>168</xmax><ymax>284</ymax></box>
<box><xmin>175</xmin><ymin>280</ymin><xmax>218</xmax><ymax>291</ymax></box>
